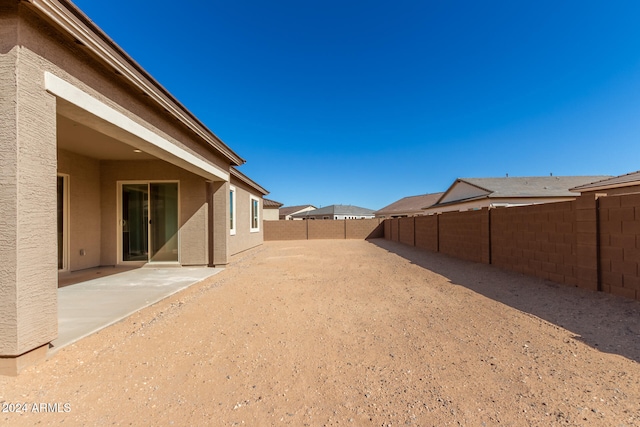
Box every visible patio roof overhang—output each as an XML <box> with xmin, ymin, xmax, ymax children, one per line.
<box><xmin>47</xmin><ymin>72</ymin><xmax>230</xmax><ymax>182</ymax></box>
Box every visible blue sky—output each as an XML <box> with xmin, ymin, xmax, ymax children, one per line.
<box><xmin>72</xmin><ymin>0</ymin><xmax>640</xmax><ymax>210</ymax></box>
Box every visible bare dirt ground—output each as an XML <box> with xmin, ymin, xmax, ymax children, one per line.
<box><xmin>2</xmin><ymin>239</ymin><xmax>640</xmax><ymax>426</ymax></box>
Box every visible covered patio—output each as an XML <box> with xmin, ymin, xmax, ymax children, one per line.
<box><xmin>51</xmin><ymin>266</ymin><xmax>223</xmax><ymax>354</ymax></box>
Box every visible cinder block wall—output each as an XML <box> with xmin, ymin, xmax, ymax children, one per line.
<box><xmin>398</xmin><ymin>217</ymin><xmax>415</xmax><ymax>246</ymax></box>
<box><xmin>384</xmin><ymin>220</ymin><xmax>392</xmax><ymax>239</ymax></box>
<box><xmin>263</xmin><ymin>220</ymin><xmax>307</xmax><ymax>240</ymax></box>
<box><xmin>599</xmin><ymin>194</ymin><xmax>640</xmax><ymax>300</ymax></box>
<box><xmin>346</xmin><ymin>219</ymin><xmax>384</xmax><ymax>239</ymax></box>
<box><xmin>390</xmin><ymin>219</ymin><xmax>400</xmax><ymax>242</ymax></box>
<box><xmin>491</xmin><ymin>201</ymin><xmax>578</xmax><ymax>286</ymax></box>
<box><xmin>415</xmin><ymin>215</ymin><xmax>438</xmax><ymax>252</ymax></box>
<box><xmin>308</xmin><ymin>220</ymin><xmax>344</xmax><ymax>239</ymax></box>
<box><xmin>382</xmin><ymin>194</ymin><xmax>640</xmax><ymax>302</ymax></box>
<box><xmin>438</xmin><ymin>209</ymin><xmax>490</xmax><ymax>264</ymax></box>
<box><xmin>264</xmin><ymin>219</ymin><xmax>383</xmax><ymax>241</ymax></box>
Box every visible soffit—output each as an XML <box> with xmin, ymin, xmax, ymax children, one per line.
<box><xmin>57</xmin><ymin>108</ymin><xmax>155</xmax><ymax>161</ymax></box>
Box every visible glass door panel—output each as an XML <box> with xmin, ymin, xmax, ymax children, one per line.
<box><xmin>57</xmin><ymin>176</ymin><xmax>65</xmax><ymax>270</ymax></box>
<box><xmin>122</xmin><ymin>184</ymin><xmax>149</xmax><ymax>261</ymax></box>
<box><xmin>149</xmin><ymin>183</ymin><xmax>179</xmax><ymax>262</ymax></box>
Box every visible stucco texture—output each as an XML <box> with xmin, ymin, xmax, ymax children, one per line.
<box><xmin>0</xmin><ymin>5</ymin><xmax>58</xmax><ymax>355</ymax></box>
<box><xmin>100</xmin><ymin>160</ymin><xmax>210</xmax><ymax>266</ymax></box>
<box><xmin>229</xmin><ymin>179</ymin><xmax>264</xmax><ymax>256</ymax></box>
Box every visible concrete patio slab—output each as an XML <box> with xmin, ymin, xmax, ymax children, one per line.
<box><xmin>50</xmin><ymin>266</ymin><xmax>223</xmax><ymax>354</ymax></box>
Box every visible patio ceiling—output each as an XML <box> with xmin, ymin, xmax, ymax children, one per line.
<box><xmin>57</xmin><ymin>103</ymin><xmax>156</xmax><ymax>161</ymax></box>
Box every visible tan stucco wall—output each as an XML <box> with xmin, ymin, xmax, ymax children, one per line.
<box><xmin>0</xmin><ymin>6</ymin><xmax>19</xmax><ymax>354</ymax></box>
<box><xmin>229</xmin><ymin>179</ymin><xmax>264</xmax><ymax>255</ymax></box>
<box><xmin>100</xmin><ymin>160</ymin><xmax>210</xmax><ymax>266</ymax></box>
<box><xmin>263</xmin><ymin>208</ymin><xmax>280</xmax><ymax>221</ymax></box>
<box><xmin>0</xmin><ymin>3</ymin><xmax>58</xmax><ymax>356</ymax></box>
<box><xmin>210</xmin><ymin>180</ymin><xmax>230</xmax><ymax>266</ymax></box>
<box><xmin>57</xmin><ymin>149</ymin><xmax>102</xmax><ymax>271</ymax></box>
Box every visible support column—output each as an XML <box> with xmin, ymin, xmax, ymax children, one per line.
<box><xmin>575</xmin><ymin>194</ymin><xmax>600</xmax><ymax>292</ymax></box>
<box><xmin>209</xmin><ymin>180</ymin><xmax>230</xmax><ymax>267</ymax></box>
<box><xmin>0</xmin><ymin>19</ymin><xmax>58</xmax><ymax>375</ymax></box>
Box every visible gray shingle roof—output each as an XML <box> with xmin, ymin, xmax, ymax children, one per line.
<box><xmin>292</xmin><ymin>204</ymin><xmax>374</xmax><ymax>218</ymax></box>
<box><xmin>279</xmin><ymin>205</ymin><xmax>316</xmax><ymax>216</ymax></box>
<box><xmin>570</xmin><ymin>171</ymin><xmax>640</xmax><ymax>192</ymax></box>
<box><xmin>375</xmin><ymin>193</ymin><xmax>444</xmax><ymax>215</ymax></box>
<box><xmin>263</xmin><ymin>198</ymin><xmax>283</xmax><ymax>208</ymax></box>
<box><xmin>457</xmin><ymin>176</ymin><xmax>611</xmax><ymax>198</ymax></box>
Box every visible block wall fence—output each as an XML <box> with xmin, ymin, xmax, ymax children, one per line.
<box><xmin>384</xmin><ymin>193</ymin><xmax>640</xmax><ymax>302</ymax></box>
<box><xmin>264</xmin><ymin>218</ymin><xmax>385</xmax><ymax>241</ymax></box>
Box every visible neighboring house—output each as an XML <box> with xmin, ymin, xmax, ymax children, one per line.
<box><xmin>291</xmin><ymin>205</ymin><xmax>376</xmax><ymax>220</ymax></box>
<box><xmin>279</xmin><ymin>205</ymin><xmax>317</xmax><ymax>220</ymax></box>
<box><xmin>375</xmin><ymin>193</ymin><xmax>444</xmax><ymax>218</ymax></box>
<box><xmin>570</xmin><ymin>171</ymin><xmax>640</xmax><ymax>196</ymax></box>
<box><xmin>1</xmin><ymin>2</ymin><xmax>267</xmax><ymax>373</ymax></box>
<box><xmin>423</xmin><ymin>176</ymin><xmax>611</xmax><ymax>214</ymax></box>
<box><xmin>263</xmin><ymin>198</ymin><xmax>284</xmax><ymax>221</ymax></box>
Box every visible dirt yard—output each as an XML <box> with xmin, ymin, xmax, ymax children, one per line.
<box><xmin>2</xmin><ymin>239</ymin><xmax>640</xmax><ymax>426</ymax></box>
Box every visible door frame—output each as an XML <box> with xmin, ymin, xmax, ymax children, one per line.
<box><xmin>116</xmin><ymin>180</ymin><xmax>181</xmax><ymax>265</ymax></box>
<box><xmin>57</xmin><ymin>173</ymin><xmax>70</xmax><ymax>272</ymax></box>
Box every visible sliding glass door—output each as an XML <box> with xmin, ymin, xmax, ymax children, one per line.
<box><xmin>121</xmin><ymin>182</ymin><xmax>178</xmax><ymax>263</ymax></box>
<box><xmin>149</xmin><ymin>183</ymin><xmax>178</xmax><ymax>262</ymax></box>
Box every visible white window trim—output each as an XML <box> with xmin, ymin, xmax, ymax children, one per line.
<box><xmin>230</xmin><ymin>185</ymin><xmax>236</xmax><ymax>236</ymax></box>
<box><xmin>250</xmin><ymin>195</ymin><xmax>260</xmax><ymax>233</ymax></box>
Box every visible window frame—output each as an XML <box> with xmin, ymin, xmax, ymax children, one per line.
<box><xmin>250</xmin><ymin>195</ymin><xmax>260</xmax><ymax>232</ymax></box>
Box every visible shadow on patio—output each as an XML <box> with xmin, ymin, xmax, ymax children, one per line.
<box><xmin>370</xmin><ymin>238</ymin><xmax>640</xmax><ymax>363</ymax></box>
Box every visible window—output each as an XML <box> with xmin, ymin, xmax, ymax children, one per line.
<box><xmin>230</xmin><ymin>186</ymin><xmax>236</xmax><ymax>235</ymax></box>
<box><xmin>250</xmin><ymin>195</ymin><xmax>260</xmax><ymax>232</ymax></box>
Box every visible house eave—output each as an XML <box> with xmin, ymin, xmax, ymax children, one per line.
<box><xmin>230</xmin><ymin>167</ymin><xmax>269</xmax><ymax>196</ymax></box>
<box><xmin>424</xmin><ymin>195</ymin><xmax>488</xmax><ymax>210</ymax></box>
<box><xmin>24</xmin><ymin>0</ymin><xmax>245</xmax><ymax>166</ymax></box>
<box><xmin>434</xmin><ymin>179</ymin><xmax>494</xmax><ymax>206</ymax></box>
<box><xmin>570</xmin><ymin>181</ymin><xmax>640</xmax><ymax>193</ymax></box>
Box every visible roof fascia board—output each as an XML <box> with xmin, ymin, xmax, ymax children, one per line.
<box><xmin>434</xmin><ymin>179</ymin><xmax>461</xmax><ymax>205</ymax></box>
<box><xmin>571</xmin><ymin>181</ymin><xmax>640</xmax><ymax>192</ymax></box>
<box><xmin>230</xmin><ymin>167</ymin><xmax>269</xmax><ymax>195</ymax></box>
<box><xmin>26</xmin><ymin>0</ymin><xmax>245</xmax><ymax>166</ymax></box>
<box><xmin>45</xmin><ymin>72</ymin><xmax>229</xmax><ymax>181</ymax></box>
<box><xmin>436</xmin><ymin>179</ymin><xmax>492</xmax><ymax>205</ymax></box>
<box><xmin>425</xmin><ymin>194</ymin><xmax>488</xmax><ymax>209</ymax></box>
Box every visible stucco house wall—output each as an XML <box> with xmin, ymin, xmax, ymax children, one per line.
<box><xmin>0</xmin><ymin>1</ymin><xmax>266</xmax><ymax>374</ymax></box>
<box><xmin>263</xmin><ymin>208</ymin><xmax>280</xmax><ymax>221</ymax></box>
<box><xmin>229</xmin><ymin>178</ymin><xmax>264</xmax><ymax>255</ymax></box>
<box><xmin>57</xmin><ymin>149</ymin><xmax>102</xmax><ymax>271</ymax></box>
<box><xmin>100</xmin><ymin>160</ymin><xmax>211</xmax><ymax>266</ymax></box>
<box><xmin>1</xmin><ymin>3</ymin><xmax>58</xmax><ymax>362</ymax></box>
